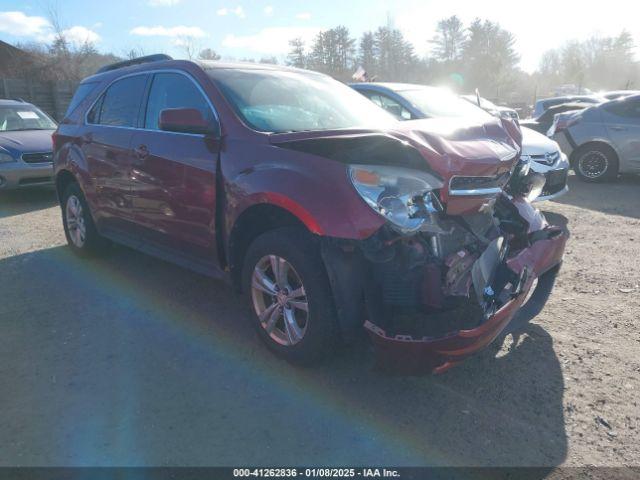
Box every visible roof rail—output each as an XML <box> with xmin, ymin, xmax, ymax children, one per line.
<box><xmin>96</xmin><ymin>54</ymin><xmax>173</xmax><ymax>74</ymax></box>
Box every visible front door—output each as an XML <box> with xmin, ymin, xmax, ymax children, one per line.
<box><xmin>128</xmin><ymin>71</ymin><xmax>220</xmax><ymax>264</ymax></box>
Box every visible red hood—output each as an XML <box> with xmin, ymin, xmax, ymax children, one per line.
<box><xmin>270</xmin><ymin>116</ymin><xmax>522</xmax><ymax>215</ymax></box>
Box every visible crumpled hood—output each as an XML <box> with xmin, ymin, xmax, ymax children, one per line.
<box><xmin>270</xmin><ymin>116</ymin><xmax>522</xmax><ymax>194</ymax></box>
<box><xmin>0</xmin><ymin>130</ymin><xmax>55</xmax><ymax>157</ymax></box>
<box><xmin>392</xmin><ymin>117</ymin><xmax>521</xmax><ymax>179</ymax></box>
<box><xmin>269</xmin><ymin>116</ymin><xmax>523</xmax><ymax>216</ymax></box>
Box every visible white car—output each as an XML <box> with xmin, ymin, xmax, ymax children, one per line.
<box><xmin>520</xmin><ymin>127</ymin><xmax>569</xmax><ymax>202</ymax></box>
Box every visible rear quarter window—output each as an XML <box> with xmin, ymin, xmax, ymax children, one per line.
<box><xmin>65</xmin><ymin>82</ymin><xmax>99</xmax><ymax>117</ymax></box>
<box><xmin>87</xmin><ymin>74</ymin><xmax>148</xmax><ymax>127</ymax></box>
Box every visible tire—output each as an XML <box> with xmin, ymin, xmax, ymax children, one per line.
<box><xmin>572</xmin><ymin>144</ymin><xmax>619</xmax><ymax>182</ymax></box>
<box><xmin>241</xmin><ymin>227</ymin><xmax>339</xmax><ymax>365</ymax></box>
<box><xmin>61</xmin><ymin>182</ymin><xmax>110</xmax><ymax>256</ymax></box>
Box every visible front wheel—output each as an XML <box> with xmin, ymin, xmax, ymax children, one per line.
<box><xmin>242</xmin><ymin>227</ymin><xmax>339</xmax><ymax>365</ymax></box>
<box><xmin>573</xmin><ymin>144</ymin><xmax>618</xmax><ymax>182</ymax></box>
<box><xmin>61</xmin><ymin>182</ymin><xmax>110</xmax><ymax>255</ymax></box>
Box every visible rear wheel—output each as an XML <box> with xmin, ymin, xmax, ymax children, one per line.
<box><xmin>61</xmin><ymin>182</ymin><xmax>110</xmax><ymax>255</ymax></box>
<box><xmin>242</xmin><ymin>227</ymin><xmax>339</xmax><ymax>365</ymax></box>
<box><xmin>573</xmin><ymin>144</ymin><xmax>618</xmax><ymax>182</ymax></box>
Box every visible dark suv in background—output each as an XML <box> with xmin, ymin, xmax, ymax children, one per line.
<box><xmin>53</xmin><ymin>55</ymin><xmax>567</xmax><ymax>373</ymax></box>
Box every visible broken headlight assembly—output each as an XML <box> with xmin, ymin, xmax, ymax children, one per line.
<box><xmin>506</xmin><ymin>156</ymin><xmax>545</xmax><ymax>202</ymax></box>
<box><xmin>348</xmin><ymin>165</ymin><xmax>444</xmax><ymax>234</ymax></box>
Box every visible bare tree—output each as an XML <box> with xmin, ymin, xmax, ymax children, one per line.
<box><xmin>198</xmin><ymin>48</ymin><xmax>221</xmax><ymax>61</ymax></box>
<box><xmin>287</xmin><ymin>37</ymin><xmax>307</xmax><ymax>68</ymax></box>
<box><xmin>176</xmin><ymin>35</ymin><xmax>202</xmax><ymax>60</ymax></box>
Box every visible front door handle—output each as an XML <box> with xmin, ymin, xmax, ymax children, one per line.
<box><xmin>134</xmin><ymin>145</ymin><xmax>149</xmax><ymax>159</ymax></box>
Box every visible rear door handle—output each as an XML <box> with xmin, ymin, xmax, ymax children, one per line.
<box><xmin>134</xmin><ymin>145</ymin><xmax>149</xmax><ymax>158</ymax></box>
<box><xmin>133</xmin><ymin>145</ymin><xmax>149</xmax><ymax>165</ymax></box>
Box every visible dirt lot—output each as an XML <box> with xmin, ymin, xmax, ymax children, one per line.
<box><xmin>0</xmin><ymin>174</ymin><xmax>638</xmax><ymax>470</ymax></box>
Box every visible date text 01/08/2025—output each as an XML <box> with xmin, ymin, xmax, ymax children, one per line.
<box><xmin>232</xmin><ymin>468</ymin><xmax>401</xmax><ymax>478</ymax></box>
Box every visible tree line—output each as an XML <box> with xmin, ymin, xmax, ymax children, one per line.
<box><xmin>7</xmin><ymin>14</ymin><xmax>639</xmax><ymax>104</ymax></box>
<box><xmin>285</xmin><ymin>16</ymin><xmax>638</xmax><ymax>102</ymax></box>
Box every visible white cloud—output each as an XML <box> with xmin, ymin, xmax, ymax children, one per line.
<box><xmin>130</xmin><ymin>25</ymin><xmax>208</xmax><ymax>38</ymax></box>
<box><xmin>222</xmin><ymin>26</ymin><xmax>321</xmax><ymax>55</ymax></box>
<box><xmin>295</xmin><ymin>12</ymin><xmax>311</xmax><ymax>20</ymax></box>
<box><xmin>217</xmin><ymin>6</ymin><xmax>245</xmax><ymax>18</ymax></box>
<box><xmin>148</xmin><ymin>0</ymin><xmax>181</xmax><ymax>5</ymax></box>
<box><xmin>61</xmin><ymin>25</ymin><xmax>101</xmax><ymax>44</ymax></box>
<box><xmin>0</xmin><ymin>11</ymin><xmax>100</xmax><ymax>45</ymax></box>
<box><xmin>263</xmin><ymin>5</ymin><xmax>274</xmax><ymax>16</ymax></box>
<box><xmin>0</xmin><ymin>11</ymin><xmax>50</xmax><ymax>38</ymax></box>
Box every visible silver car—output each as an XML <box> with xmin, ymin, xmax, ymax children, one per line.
<box><xmin>0</xmin><ymin>99</ymin><xmax>57</xmax><ymax>190</ymax></box>
<box><xmin>550</xmin><ymin>94</ymin><xmax>640</xmax><ymax>182</ymax></box>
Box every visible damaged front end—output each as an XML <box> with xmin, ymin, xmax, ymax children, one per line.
<box><xmin>322</xmin><ymin>160</ymin><xmax>567</xmax><ymax>375</ymax></box>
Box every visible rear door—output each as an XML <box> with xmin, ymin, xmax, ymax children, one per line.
<box><xmin>82</xmin><ymin>73</ymin><xmax>149</xmax><ymax>234</ymax></box>
<box><xmin>602</xmin><ymin>98</ymin><xmax>640</xmax><ymax>168</ymax></box>
<box><xmin>128</xmin><ymin>71</ymin><xmax>221</xmax><ymax>264</ymax></box>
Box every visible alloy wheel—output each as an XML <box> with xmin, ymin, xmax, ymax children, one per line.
<box><xmin>65</xmin><ymin>195</ymin><xmax>86</xmax><ymax>248</ymax></box>
<box><xmin>578</xmin><ymin>150</ymin><xmax>609</xmax><ymax>179</ymax></box>
<box><xmin>251</xmin><ymin>255</ymin><xmax>309</xmax><ymax>346</ymax></box>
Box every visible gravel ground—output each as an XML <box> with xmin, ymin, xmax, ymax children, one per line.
<box><xmin>0</xmin><ymin>174</ymin><xmax>638</xmax><ymax>470</ymax></box>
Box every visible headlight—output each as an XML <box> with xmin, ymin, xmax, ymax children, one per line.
<box><xmin>0</xmin><ymin>152</ymin><xmax>15</xmax><ymax>163</ymax></box>
<box><xmin>348</xmin><ymin>164</ymin><xmax>443</xmax><ymax>233</ymax></box>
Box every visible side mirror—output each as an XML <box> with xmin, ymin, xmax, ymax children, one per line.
<box><xmin>159</xmin><ymin>108</ymin><xmax>218</xmax><ymax>136</ymax></box>
<box><xmin>385</xmin><ymin>104</ymin><xmax>403</xmax><ymax>119</ymax></box>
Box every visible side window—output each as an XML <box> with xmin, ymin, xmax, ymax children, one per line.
<box><xmin>367</xmin><ymin>94</ymin><xmax>384</xmax><ymax>108</ymax></box>
<box><xmin>66</xmin><ymin>81</ymin><xmax>98</xmax><ymax>117</ymax></box>
<box><xmin>378</xmin><ymin>94</ymin><xmax>412</xmax><ymax>120</ymax></box>
<box><xmin>604</xmin><ymin>99</ymin><xmax>640</xmax><ymax>119</ymax></box>
<box><xmin>89</xmin><ymin>75</ymin><xmax>148</xmax><ymax>127</ymax></box>
<box><xmin>144</xmin><ymin>72</ymin><xmax>215</xmax><ymax>131</ymax></box>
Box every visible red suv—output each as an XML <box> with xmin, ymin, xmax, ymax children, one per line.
<box><xmin>53</xmin><ymin>55</ymin><xmax>567</xmax><ymax>373</ymax></box>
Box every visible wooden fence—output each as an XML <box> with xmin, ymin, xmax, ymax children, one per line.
<box><xmin>0</xmin><ymin>78</ymin><xmax>78</xmax><ymax>121</ymax></box>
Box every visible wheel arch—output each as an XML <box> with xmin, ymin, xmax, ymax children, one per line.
<box><xmin>569</xmin><ymin>140</ymin><xmax>620</xmax><ymax>169</ymax></box>
<box><xmin>55</xmin><ymin>169</ymin><xmax>78</xmax><ymax>204</ymax></box>
<box><xmin>227</xmin><ymin>202</ymin><xmax>313</xmax><ymax>292</ymax></box>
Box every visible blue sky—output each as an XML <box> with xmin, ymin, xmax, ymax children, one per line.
<box><xmin>1</xmin><ymin>0</ymin><xmax>638</xmax><ymax>72</ymax></box>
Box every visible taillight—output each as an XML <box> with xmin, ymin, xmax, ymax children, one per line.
<box><xmin>51</xmin><ymin>131</ymin><xmax>60</xmax><ymax>151</ymax></box>
<box><xmin>548</xmin><ymin>115</ymin><xmax>581</xmax><ymax>137</ymax></box>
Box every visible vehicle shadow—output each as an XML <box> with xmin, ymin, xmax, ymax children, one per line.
<box><xmin>550</xmin><ymin>173</ymin><xmax>640</xmax><ymax>219</ymax></box>
<box><xmin>0</xmin><ymin>187</ymin><xmax>57</xmax><ymax>219</ymax></box>
<box><xmin>0</xmin><ymin>244</ymin><xmax>566</xmax><ymax>472</ymax></box>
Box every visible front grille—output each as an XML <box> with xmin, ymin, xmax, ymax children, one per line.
<box><xmin>541</xmin><ymin>169</ymin><xmax>568</xmax><ymax>196</ymax></box>
<box><xmin>449</xmin><ymin>172</ymin><xmax>510</xmax><ymax>196</ymax></box>
<box><xmin>531</xmin><ymin>151</ymin><xmax>560</xmax><ymax>166</ymax></box>
<box><xmin>22</xmin><ymin>152</ymin><xmax>53</xmax><ymax>164</ymax></box>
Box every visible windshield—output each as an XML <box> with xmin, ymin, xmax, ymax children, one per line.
<box><xmin>0</xmin><ymin>106</ymin><xmax>57</xmax><ymax>132</ymax></box>
<box><xmin>400</xmin><ymin>88</ymin><xmax>492</xmax><ymax>120</ymax></box>
<box><xmin>210</xmin><ymin>69</ymin><xmax>396</xmax><ymax>133</ymax></box>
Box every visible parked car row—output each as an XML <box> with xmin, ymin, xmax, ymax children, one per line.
<box><xmin>47</xmin><ymin>55</ymin><xmax>568</xmax><ymax>373</ymax></box>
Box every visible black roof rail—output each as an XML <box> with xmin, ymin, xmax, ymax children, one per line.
<box><xmin>96</xmin><ymin>54</ymin><xmax>173</xmax><ymax>74</ymax></box>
